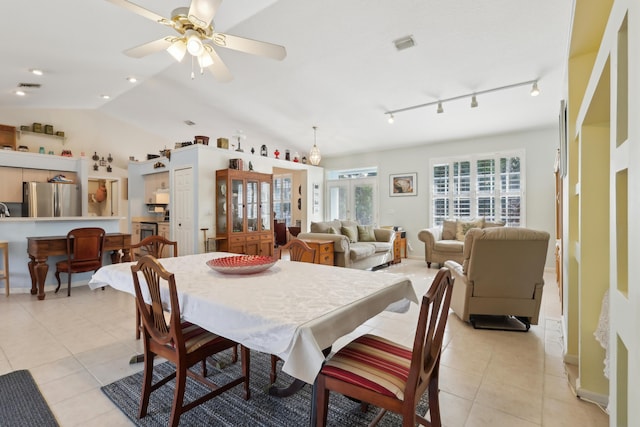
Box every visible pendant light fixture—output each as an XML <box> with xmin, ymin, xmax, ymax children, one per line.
<box><xmin>309</xmin><ymin>126</ymin><xmax>321</xmax><ymax>166</ymax></box>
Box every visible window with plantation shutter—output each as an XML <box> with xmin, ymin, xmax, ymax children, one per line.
<box><xmin>430</xmin><ymin>150</ymin><xmax>525</xmax><ymax>226</ymax></box>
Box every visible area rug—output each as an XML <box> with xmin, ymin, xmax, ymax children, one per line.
<box><xmin>0</xmin><ymin>369</ymin><xmax>59</xmax><ymax>426</ymax></box>
<box><xmin>102</xmin><ymin>350</ymin><xmax>429</xmax><ymax>426</ymax></box>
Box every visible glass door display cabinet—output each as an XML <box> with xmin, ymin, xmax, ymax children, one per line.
<box><xmin>216</xmin><ymin>169</ymin><xmax>273</xmax><ymax>256</ymax></box>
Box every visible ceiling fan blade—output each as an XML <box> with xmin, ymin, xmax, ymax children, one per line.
<box><xmin>203</xmin><ymin>46</ymin><xmax>233</xmax><ymax>82</ymax></box>
<box><xmin>188</xmin><ymin>0</ymin><xmax>222</xmax><ymax>28</ymax></box>
<box><xmin>105</xmin><ymin>0</ymin><xmax>172</xmax><ymax>26</ymax></box>
<box><xmin>212</xmin><ymin>33</ymin><xmax>287</xmax><ymax>61</ymax></box>
<box><xmin>124</xmin><ymin>37</ymin><xmax>175</xmax><ymax>58</ymax></box>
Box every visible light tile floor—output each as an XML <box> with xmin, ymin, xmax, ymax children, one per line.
<box><xmin>0</xmin><ymin>258</ymin><xmax>609</xmax><ymax>426</ymax></box>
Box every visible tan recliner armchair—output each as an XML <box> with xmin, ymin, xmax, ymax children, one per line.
<box><xmin>444</xmin><ymin>227</ymin><xmax>550</xmax><ymax>330</ymax></box>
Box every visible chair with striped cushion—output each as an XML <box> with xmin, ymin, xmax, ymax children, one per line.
<box><xmin>131</xmin><ymin>255</ymin><xmax>250</xmax><ymax>427</ymax></box>
<box><xmin>314</xmin><ymin>267</ymin><xmax>454</xmax><ymax>427</ymax></box>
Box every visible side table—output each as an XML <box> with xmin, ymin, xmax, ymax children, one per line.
<box><xmin>392</xmin><ymin>231</ymin><xmax>407</xmax><ymax>264</ymax></box>
<box><xmin>298</xmin><ymin>239</ymin><xmax>334</xmax><ymax>266</ymax></box>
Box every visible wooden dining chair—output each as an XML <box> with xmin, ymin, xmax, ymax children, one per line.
<box><xmin>130</xmin><ymin>235</ymin><xmax>178</xmax><ymax>340</ymax></box>
<box><xmin>280</xmin><ymin>238</ymin><xmax>316</xmax><ymax>263</ymax></box>
<box><xmin>131</xmin><ymin>255</ymin><xmax>250</xmax><ymax>427</ymax></box>
<box><xmin>55</xmin><ymin>227</ymin><xmax>106</xmax><ymax>297</ymax></box>
<box><xmin>130</xmin><ymin>234</ymin><xmax>178</xmax><ymax>261</ymax></box>
<box><xmin>270</xmin><ymin>238</ymin><xmax>316</xmax><ymax>383</ymax></box>
<box><xmin>314</xmin><ymin>267</ymin><xmax>454</xmax><ymax>427</ymax></box>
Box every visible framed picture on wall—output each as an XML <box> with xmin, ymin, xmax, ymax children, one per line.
<box><xmin>390</xmin><ymin>173</ymin><xmax>417</xmax><ymax>196</ymax></box>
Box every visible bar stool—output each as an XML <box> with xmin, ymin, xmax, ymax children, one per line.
<box><xmin>0</xmin><ymin>241</ymin><xmax>9</xmax><ymax>296</ymax></box>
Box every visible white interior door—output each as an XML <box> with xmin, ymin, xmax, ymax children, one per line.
<box><xmin>174</xmin><ymin>167</ymin><xmax>194</xmax><ymax>255</ymax></box>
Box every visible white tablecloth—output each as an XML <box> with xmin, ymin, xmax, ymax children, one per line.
<box><xmin>89</xmin><ymin>252</ymin><xmax>417</xmax><ymax>383</ymax></box>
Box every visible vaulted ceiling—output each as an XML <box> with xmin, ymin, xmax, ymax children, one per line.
<box><xmin>0</xmin><ymin>0</ymin><xmax>573</xmax><ymax>158</ymax></box>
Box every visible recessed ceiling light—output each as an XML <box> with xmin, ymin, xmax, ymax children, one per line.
<box><xmin>15</xmin><ymin>90</ymin><xmax>26</xmax><ymax>96</ymax></box>
<box><xmin>29</xmin><ymin>68</ymin><xmax>43</xmax><ymax>76</ymax></box>
<box><xmin>127</xmin><ymin>76</ymin><xmax>137</xmax><ymax>83</ymax></box>
<box><xmin>100</xmin><ymin>94</ymin><xmax>111</xmax><ymax>99</ymax></box>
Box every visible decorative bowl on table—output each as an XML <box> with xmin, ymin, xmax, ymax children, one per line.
<box><xmin>206</xmin><ymin>255</ymin><xmax>277</xmax><ymax>275</ymax></box>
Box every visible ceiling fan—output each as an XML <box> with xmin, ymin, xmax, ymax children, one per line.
<box><xmin>106</xmin><ymin>0</ymin><xmax>287</xmax><ymax>82</ymax></box>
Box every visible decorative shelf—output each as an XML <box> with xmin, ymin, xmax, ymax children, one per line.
<box><xmin>18</xmin><ymin>130</ymin><xmax>67</xmax><ymax>143</ymax></box>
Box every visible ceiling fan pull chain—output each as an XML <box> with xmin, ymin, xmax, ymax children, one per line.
<box><xmin>191</xmin><ymin>55</ymin><xmax>195</xmax><ymax>80</ymax></box>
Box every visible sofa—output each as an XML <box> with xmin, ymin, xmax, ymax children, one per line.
<box><xmin>296</xmin><ymin>220</ymin><xmax>395</xmax><ymax>269</ymax></box>
<box><xmin>444</xmin><ymin>227</ymin><xmax>550</xmax><ymax>328</ymax></box>
<box><xmin>417</xmin><ymin>218</ymin><xmax>504</xmax><ymax>267</ymax></box>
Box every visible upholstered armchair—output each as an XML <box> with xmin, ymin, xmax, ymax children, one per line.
<box><xmin>444</xmin><ymin>227</ymin><xmax>550</xmax><ymax>329</ymax></box>
<box><xmin>418</xmin><ymin>218</ymin><xmax>504</xmax><ymax>268</ymax></box>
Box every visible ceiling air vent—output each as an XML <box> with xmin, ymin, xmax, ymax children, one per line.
<box><xmin>393</xmin><ymin>36</ymin><xmax>415</xmax><ymax>51</ymax></box>
<box><xmin>18</xmin><ymin>83</ymin><xmax>42</xmax><ymax>88</ymax></box>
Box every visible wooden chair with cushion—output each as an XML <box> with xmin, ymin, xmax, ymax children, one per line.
<box><xmin>270</xmin><ymin>238</ymin><xmax>316</xmax><ymax>383</ymax></box>
<box><xmin>130</xmin><ymin>235</ymin><xmax>178</xmax><ymax>339</ymax></box>
<box><xmin>314</xmin><ymin>267</ymin><xmax>454</xmax><ymax>427</ymax></box>
<box><xmin>131</xmin><ymin>255</ymin><xmax>250</xmax><ymax>427</ymax></box>
<box><xmin>55</xmin><ymin>227</ymin><xmax>106</xmax><ymax>297</ymax></box>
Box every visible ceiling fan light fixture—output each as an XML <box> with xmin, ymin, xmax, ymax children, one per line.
<box><xmin>197</xmin><ymin>50</ymin><xmax>214</xmax><ymax>68</ymax></box>
<box><xmin>309</xmin><ymin>126</ymin><xmax>321</xmax><ymax>166</ymax></box>
<box><xmin>167</xmin><ymin>39</ymin><xmax>187</xmax><ymax>62</ymax></box>
<box><xmin>185</xmin><ymin>30</ymin><xmax>203</xmax><ymax>56</ymax></box>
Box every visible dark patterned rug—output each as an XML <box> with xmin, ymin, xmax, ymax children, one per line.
<box><xmin>0</xmin><ymin>370</ymin><xmax>59</xmax><ymax>426</ymax></box>
<box><xmin>102</xmin><ymin>349</ymin><xmax>428</xmax><ymax>426</ymax></box>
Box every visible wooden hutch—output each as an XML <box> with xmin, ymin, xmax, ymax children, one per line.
<box><xmin>215</xmin><ymin>168</ymin><xmax>273</xmax><ymax>256</ymax></box>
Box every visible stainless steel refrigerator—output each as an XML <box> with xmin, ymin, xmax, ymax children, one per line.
<box><xmin>23</xmin><ymin>182</ymin><xmax>81</xmax><ymax>217</ymax></box>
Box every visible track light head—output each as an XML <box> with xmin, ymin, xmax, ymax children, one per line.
<box><xmin>387</xmin><ymin>113</ymin><xmax>395</xmax><ymax>124</ymax></box>
<box><xmin>530</xmin><ymin>81</ymin><xmax>540</xmax><ymax>96</ymax></box>
<box><xmin>436</xmin><ymin>102</ymin><xmax>444</xmax><ymax>114</ymax></box>
<box><xmin>471</xmin><ymin>95</ymin><xmax>478</xmax><ymax>108</ymax></box>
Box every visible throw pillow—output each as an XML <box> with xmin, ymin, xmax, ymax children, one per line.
<box><xmin>327</xmin><ymin>226</ymin><xmax>340</xmax><ymax>234</ymax></box>
<box><xmin>455</xmin><ymin>218</ymin><xmax>484</xmax><ymax>241</ymax></box>
<box><xmin>357</xmin><ymin>225</ymin><xmax>376</xmax><ymax>242</ymax></box>
<box><xmin>442</xmin><ymin>219</ymin><xmax>457</xmax><ymax>240</ymax></box>
<box><xmin>341</xmin><ymin>225</ymin><xmax>359</xmax><ymax>243</ymax></box>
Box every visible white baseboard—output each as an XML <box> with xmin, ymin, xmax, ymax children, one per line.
<box><xmin>563</xmin><ymin>353</ymin><xmax>579</xmax><ymax>365</ymax></box>
<box><xmin>576</xmin><ymin>379</ymin><xmax>609</xmax><ymax>407</ymax></box>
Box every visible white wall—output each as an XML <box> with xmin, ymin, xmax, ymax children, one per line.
<box><xmin>0</xmin><ymin>108</ymin><xmax>170</xmax><ymax>169</ymax></box>
<box><xmin>321</xmin><ymin>126</ymin><xmax>558</xmax><ymax>268</ymax></box>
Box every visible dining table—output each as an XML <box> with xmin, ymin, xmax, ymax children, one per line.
<box><xmin>88</xmin><ymin>252</ymin><xmax>418</xmax><ymax>389</ymax></box>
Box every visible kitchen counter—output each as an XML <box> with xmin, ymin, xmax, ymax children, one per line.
<box><xmin>131</xmin><ymin>217</ymin><xmax>168</xmax><ymax>223</ymax></box>
<box><xmin>0</xmin><ymin>216</ymin><xmax>125</xmax><ymax>222</ymax></box>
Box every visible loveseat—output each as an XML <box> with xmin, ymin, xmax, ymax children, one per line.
<box><xmin>417</xmin><ymin>218</ymin><xmax>504</xmax><ymax>267</ymax></box>
<box><xmin>296</xmin><ymin>220</ymin><xmax>395</xmax><ymax>270</ymax></box>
